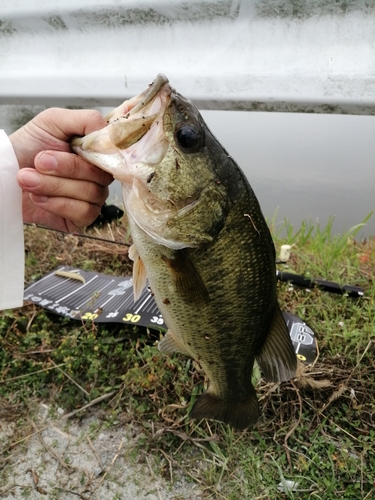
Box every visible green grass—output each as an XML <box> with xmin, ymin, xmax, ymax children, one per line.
<box><xmin>1</xmin><ymin>218</ymin><xmax>374</xmax><ymax>499</ymax></box>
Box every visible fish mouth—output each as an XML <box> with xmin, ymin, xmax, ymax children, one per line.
<box><xmin>104</xmin><ymin>73</ymin><xmax>170</xmax><ymax>123</ymax></box>
<box><xmin>71</xmin><ymin>73</ymin><xmax>172</xmax><ymax>180</ymax></box>
<box><xmin>71</xmin><ymin>74</ymin><xmax>208</xmax><ymax>249</ymax></box>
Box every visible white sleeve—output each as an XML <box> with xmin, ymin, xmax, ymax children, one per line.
<box><xmin>0</xmin><ymin>130</ymin><xmax>25</xmax><ymax>309</ymax></box>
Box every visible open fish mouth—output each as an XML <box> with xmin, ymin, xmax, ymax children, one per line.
<box><xmin>71</xmin><ymin>73</ymin><xmax>173</xmax><ymax>180</ymax></box>
<box><xmin>72</xmin><ymin>73</ymin><xmax>213</xmax><ymax>250</ymax></box>
<box><xmin>103</xmin><ymin>73</ymin><xmax>171</xmax><ymax>127</ymax></box>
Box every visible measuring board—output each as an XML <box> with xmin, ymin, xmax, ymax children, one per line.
<box><xmin>24</xmin><ymin>266</ymin><xmax>165</xmax><ymax>329</ymax></box>
<box><xmin>24</xmin><ymin>266</ymin><xmax>317</xmax><ymax>363</ymax></box>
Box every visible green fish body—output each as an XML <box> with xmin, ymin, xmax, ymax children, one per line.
<box><xmin>72</xmin><ymin>74</ymin><xmax>297</xmax><ymax>429</ymax></box>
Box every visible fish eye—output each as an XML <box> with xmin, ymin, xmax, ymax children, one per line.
<box><xmin>176</xmin><ymin>126</ymin><xmax>200</xmax><ymax>151</ymax></box>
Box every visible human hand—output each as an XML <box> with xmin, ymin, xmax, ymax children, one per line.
<box><xmin>10</xmin><ymin>108</ymin><xmax>114</xmax><ymax>232</ymax></box>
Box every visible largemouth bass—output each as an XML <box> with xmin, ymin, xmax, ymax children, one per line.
<box><xmin>71</xmin><ymin>74</ymin><xmax>296</xmax><ymax>430</ymax></box>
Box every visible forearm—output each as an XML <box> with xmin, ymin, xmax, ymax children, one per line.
<box><xmin>0</xmin><ymin>130</ymin><xmax>25</xmax><ymax>309</ymax></box>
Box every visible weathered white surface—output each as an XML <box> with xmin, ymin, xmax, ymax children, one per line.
<box><xmin>0</xmin><ymin>0</ymin><xmax>374</xmax><ymax>114</ymax></box>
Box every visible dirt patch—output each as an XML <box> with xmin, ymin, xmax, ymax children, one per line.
<box><xmin>0</xmin><ymin>404</ymin><xmax>201</xmax><ymax>499</ymax></box>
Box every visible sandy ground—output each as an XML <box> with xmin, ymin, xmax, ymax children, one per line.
<box><xmin>0</xmin><ymin>404</ymin><xmax>202</xmax><ymax>500</ymax></box>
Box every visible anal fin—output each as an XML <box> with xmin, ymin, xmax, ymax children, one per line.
<box><xmin>256</xmin><ymin>304</ymin><xmax>297</xmax><ymax>382</ymax></box>
<box><xmin>190</xmin><ymin>389</ymin><xmax>259</xmax><ymax>430</ymax></box>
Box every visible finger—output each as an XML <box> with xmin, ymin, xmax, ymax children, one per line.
<box><xmin>17</xmin><ymin>169</ymin><xmax>109</xmax><ymax>207</ymax></box>
<box><xmin>38</xmin><ymin>108</ymin><xmax>108</xmax><ymax>141</ymax></box>
<box><xmin>11</xmin><ymin>109</ymin><xmax>108</xmax><ymax>170</ymax></box>
<box><xmin>22</xmin><ymin>192</ymin><xmax>79</xmax><ymax>232</ymax></box>
<box><xmin>34</xmin><ymin>150</ymin><xmax>113</xmax><ymax>187</ymax></box>
<box><xmin>29</xmin><ymin>194</ymin><xmax>104</xmax><ymax>230</ymax></box>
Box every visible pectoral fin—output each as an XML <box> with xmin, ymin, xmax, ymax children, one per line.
<box><xmin>161</xmin><ymin>251</ymin><xmax>210</xmax><ymax>305</ymax></box>
<box><xmin>129</xmin><ymin>244</ymin><xmax>147</xmax><ymax>302</ymax></box>
<box><xmin>256</xmin><ymin>304</ymin><xmax>297</xmax><ymax>382</ymax></box>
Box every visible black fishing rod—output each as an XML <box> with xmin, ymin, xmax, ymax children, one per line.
<box><xmin>276</xmin><ymin>270</ymin><xmax>364</xmax><ymax>298</ymax></box>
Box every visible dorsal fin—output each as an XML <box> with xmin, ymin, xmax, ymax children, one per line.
<box><xmin>256</xmin><ymin>304</ymin><xmax>297</xmax><ymax>382</ymax></box>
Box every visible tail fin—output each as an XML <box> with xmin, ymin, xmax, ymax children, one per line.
<box><xmin>190</xmin><ymin>389</ymin><xmax>259</xmax><ymax>430</ymax></box>
<box><xmin>257</xmin><ymin>304</ymin><xmax>297</xmax><ymax>382</ymax></box>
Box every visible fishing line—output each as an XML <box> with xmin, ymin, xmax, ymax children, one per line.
<box><xmin>23</xmin><ymin>222</ymin><xmax>131</xmax><ymax>247</ymax></box>
<box><xmin>23</xmin><ymin>224</ymin><xmax>364</xmax><ymax>296</ymax></box>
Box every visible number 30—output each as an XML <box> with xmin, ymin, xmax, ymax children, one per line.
<box><xmin>123</xmin><ymin>313</ymin><xmax>141</xmax><ymax>323</ymax></box>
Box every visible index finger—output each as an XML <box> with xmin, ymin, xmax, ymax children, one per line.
<box><xmin>38</xmin><ymin>108</ymin><xmax>108</xmax><ymax>141</ymax></box>
<box><xmin>34</xmin><ymin>150</ymin><xmax>114</xmax><ymax>187</ymax></box>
